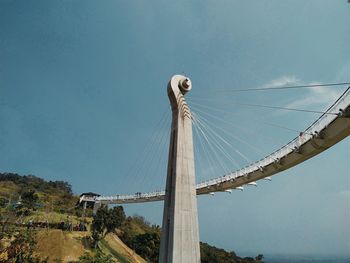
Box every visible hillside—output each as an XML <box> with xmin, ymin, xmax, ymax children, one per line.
<box><xmin>0</xmin><ymin>172</ymin><xmax>147</xmax><ymax>262</ymax></box>
<box><xmin>33</xmin><ymin>230</ymin><xmax>146</xmax><ymax>263</ymax></box>
<box><xmin>35</xmin><ymin>230</ymin><xmax>89</xmax><ymax>262</ymax></box>
<box><xmin>0</xmin><ymin>173</ymin><xmax>78</xmax><ymax>214</ymax></box>
<box><xmin>101</xmin><ymin>233</ymin><xmax>147</xmax><ymax>263</ymax></box>
<box><xmin>0</xmin><ymin>173</ymin><xmax>264</xmax><ymax>263</ymax></box>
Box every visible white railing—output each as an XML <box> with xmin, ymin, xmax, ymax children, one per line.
<box><xmin>92</xmin><ymin>87</ymin><xmax>350</xmax><ymax>203</ymax></box>
<box><xmin>94</xmin><ymin>191</ymin><xmax>165</xmax><ymax>202</ymax></box>
<box><xmin>197</xmin><ymin>87</ymin><xmax>350</xmax><ymax>189</ymax></box>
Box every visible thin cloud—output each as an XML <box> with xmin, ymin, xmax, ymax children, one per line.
<box><xmin>261</xmin><ymin>76</ymin><xmax>343</xmax><ymax>111</ymax></box>
<box><xmin>260</xmin><ymin>75</ymin><xmax>300</xmax><ymax>89</ymax></box>
<box><xmin>285</xmin><ymin>83</ymin><xmax>342</xmax><ymax>110</ymax></box>
<box><xmin>338</xmin><ymin>190</ymin><xmax>350</xmax><ymax>198</ymax></box>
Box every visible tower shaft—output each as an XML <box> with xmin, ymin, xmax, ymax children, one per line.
<box><xmin>159</xmin><ymin>75</ymin><xmax>200</xmax><ymax>263</ymax></box>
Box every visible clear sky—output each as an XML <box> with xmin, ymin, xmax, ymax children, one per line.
<box><xmin>1</xmin><ymin>0</ymin><xmax>349</xmax><ymax>258</ymax></box>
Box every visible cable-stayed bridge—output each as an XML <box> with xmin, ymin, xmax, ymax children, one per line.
<box><xmin>79</xmin><ymin>76</ymin><xmax>350</xmax><ymax>262</ymax></box>
<box><xmin>80</xmin><ymin>84</ymin><xmax>350</xmax><ymax>206</ymax></box>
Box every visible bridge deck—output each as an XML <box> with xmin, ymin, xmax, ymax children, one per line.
<box><xmin>81</xmin><ymin>88</ymin><xmax>350</xmax><ymax>205</ymax></box>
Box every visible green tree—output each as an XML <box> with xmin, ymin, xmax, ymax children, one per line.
<box><xmin>21</xmin><ymin>190</ymin><xmax>39</xmax><ymax>210</ymax></box>
<box><xmin>92</xmin><ymin>206</ymin><xmax>106</xmax><ymax>234</ymax></box>
<box><xmin>106</xmin><ymin>206</ymin><xmax>125</xmax><ymax>233</ymax></box>
<box><xmin>91</xmin><ymin>206</ymin><xmax>126</xmax><ymax>247</ymax></box>
<box><xmin>92</xmin><ymin>206</ymin><xmax>126</xmax><ymax>235</ymax></box>
<box><xmin>130</xmin><ymin>232</ymin><xmax>160</xmax><ymax>262</ymax></box>
<box><xmin>91</xmin><ymin>229</ymin><xmax>102</xmax><ymax>249</ymax></box>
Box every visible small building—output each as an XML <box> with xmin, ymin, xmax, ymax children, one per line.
<box><xmin>77</xmin><ymin>192</ymin><xmax>100</xmax><ymax>209</ymax></box>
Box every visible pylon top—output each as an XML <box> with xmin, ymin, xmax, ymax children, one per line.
<box><xmin>179</xmin><ymin>77</ymin><xmax>192</xmax><ymax>94</ymax></box>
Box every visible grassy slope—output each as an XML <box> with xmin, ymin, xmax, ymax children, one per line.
<box><xmin>34</xmin><ymin>229</ymin><xmax>146</xmax><ymax>263</ymax></box>
<box><xmin>0</xmin><ymin>181</ymin><xmax>20</xmax><ymax>199</ymax></box>
<box><xmin>0</xmin><ymin>176</ymin><xmax>146</xmax><ymax>263</ymax></box>
<box><xmin>102</xmin><ymin>233</ymin><xmax>147</xmax><ymax>263</ymax></box>
<box><xmin>35</xmin><ymin>229</ymin><xmax>89</xmax><ymax>262</ymax></box>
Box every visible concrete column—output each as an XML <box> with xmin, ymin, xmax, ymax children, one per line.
<box><xmin>159</xmin><ymin>75</ymin><xmax>200</xmax><ymax>263</ymax></box>
<box><xmin>93</xmin><ymin>201</ymin><xmax>102</xmax><ymax>215</ymax></box>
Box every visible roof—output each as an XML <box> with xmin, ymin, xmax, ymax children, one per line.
<box><xmin>80</xmin><ymin>192</ymin><xmax>100</xmax><ymax>197</ymax></box>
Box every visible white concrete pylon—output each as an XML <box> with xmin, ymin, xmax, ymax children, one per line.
<box><xmin>159</xmin><ymin>75</ymin><xmax>201</xmax><ymax>263</ymax></box>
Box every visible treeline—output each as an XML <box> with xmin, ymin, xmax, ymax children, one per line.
<box><xmin>0</xmin><ymin>172</ymin><xmax>73</xmax><ymax>196</ymax></box>
<box><xmin>0</xmin><ymin>172</ymin><xmax>78</xmax><ymax>215</ymax></box>
<box><xmin>201</xmin><ymin>242</ymin><xmax>264</xmax><ymax>263</ymax></box>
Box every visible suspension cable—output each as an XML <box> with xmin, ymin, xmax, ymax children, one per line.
<box><xmin>227</xmin><ymin>102</ymin><xmax>339</xmax><ymax>115</ymax></box>
<box><xmin>215</xmin><ymin>82</ymin><xmax>350</xmax><ymax>93</ymax></box>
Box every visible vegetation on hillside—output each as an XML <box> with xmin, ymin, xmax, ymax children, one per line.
<box><xmin>0</xmin><ymin>172</ymin><xmax>77</xmax><ymax>215</ymax></box>
<box><xmin>0</xmin><ymin>226</ymin><xmax>42</xmax><ymax>262</ymax></box>
<box><xmin>201</xmin><ymin>242</ymin><xmax>264</xmax><ymax>263</ymax></box>
<box><xmin>92</xmin><ymin>206</ymin><xmax>263</xmax><ymax>263</ymax></box>
<box><xmin>119</xmin><ymin>215</ymin><xmax>160</xmax><ymax>262</ymax></box>
<box><xmin>91</xmin><ymin>206</ymin><xmax>126</xmax><ymax>248</ymax></box>
<box><xmin>1</xmin><ymin>173</ymin><xmax>264</xmax><ymax>263</ymax></box>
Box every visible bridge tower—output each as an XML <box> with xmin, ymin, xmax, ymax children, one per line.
<box><xmin>159</xmin><ymin>75</ymin><xmax>200</xmax><ymax>263</ymax></box>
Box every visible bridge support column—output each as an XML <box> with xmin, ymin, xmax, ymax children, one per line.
<box><xmin>93</xmin><ymin>201</ymin><xmax>102</xmax><ymax>215</ymax></box>
<box><xmin>159</xmin><ymin>75</ymin><xmax>200</xmax><ymax>263</ymax></box>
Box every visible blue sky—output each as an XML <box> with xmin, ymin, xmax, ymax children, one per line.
<box><xmin>1</xmin><ymin>0</ymin><xmax>349</xmax><ymax>257</ymax></box>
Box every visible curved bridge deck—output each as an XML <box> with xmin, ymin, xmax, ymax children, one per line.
<box><xmin>82</xmin><ymin>88</ymin><xmax>350</xmax><ymax>205</ymax></box>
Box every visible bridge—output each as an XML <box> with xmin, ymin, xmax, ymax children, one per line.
<box><xmin>79</xmin><ymin>76</ymin><xmax>350</xmax><ymax>262</ymax></box>
<box><xmin>80</xmin><ymin>85</ymin><xmax>350</xmax><ymax>206</ymax></box>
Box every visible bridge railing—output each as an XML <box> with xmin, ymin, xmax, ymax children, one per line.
<box><xmin>197</xmin><ymin>87</ymin><xmax>350</xmax><ymax>189</ymax></box>
<box><xmin>94</xmin><ymin>191</ymin><xmax>166</xmax><ymax>202</ymax></box>
<box><xmin>95</xmin><ymin>87</ymin><xmax>350</xmax><ymax>202</ymax></box>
